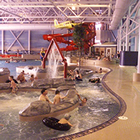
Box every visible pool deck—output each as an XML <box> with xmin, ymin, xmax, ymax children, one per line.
<box><xmin>0</xmin><ymin>57</ymin><xmax>140</xmax><ymax>140</ymax></box>
<box><xmin>75</xmin><ymin>63</ymin><xmax>140</xmax><ymax>140</ymax></box>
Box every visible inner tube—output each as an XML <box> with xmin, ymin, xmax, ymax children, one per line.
<box><xmin>75</xmin><ymin>77</ymin><xmax>83</xmax><ymax>81</ymax></box>
<box><xmin>42</xmin><ymin>117</ymin><xmax>71</xmax><ymax>131</ymax></box>
<box><xmin>89</xmin><ymin>78</ymin><xmax>100</xmax><ymax>83</ymax></box>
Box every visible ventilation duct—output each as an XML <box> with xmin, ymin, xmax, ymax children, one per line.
<box><xmin>109</xmin><ymin>0</ymin><xmax>134</xmax><ymax>30</ymax></box>
<box><xmin>0</xmin><ymin>24</ymin><xmax>54</xmax><ymax>30</ymax></box>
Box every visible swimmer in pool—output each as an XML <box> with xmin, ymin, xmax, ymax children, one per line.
<box><xmin>58</xmin><ymin>113</ymin><xmax>73</xmax><ymax>127</ymax></box>
<box><xmin>67</xmin><ymin>70</ymin><xmax>74</xmax><ymax>80</ymax></box>
<box><xmin>39</xmin><ymin>88</ymin><xmax>52</xmax><ymax>104</ymax></box>
<box><xmin>74</xmin><ymin>70</ymin><xmax>82</xmax><ymax>81</ymax></box>
<box><xmin>9</xmin><ymin>76</ymin><xmax>18</xmax><ymax>94</ymax></box>
<box><xmin>17</xmin><ymin>70</ymin><xmax>26</xmax><ymax>83</ymax></box>
<box><xmin>89</xmin><ymin>78</ymin><xmax>100</xmax><ymax>83</ymax></box>
<box><xmin>6</xmin><ymin>76</ymin><xmax>18</xmax><ymax>84</ymax></box>
<box><xmin>53</xmin><ymin>90</ymin><xmax>66</xmax><ymax>105</ymax></box>
<box><xmin>76</xmin><ymin>92</ymin><xmax>87</xmax><ymax>106</ymax></box>
<box><xmin>10</xmin><ymin>57</ymin><xmax>18</xmax><ymax>62</ymax></box>
<box><xmin>5</xmin><ymin>60</ymin><xmax>10</xmax><ymax>63</ymax></box>
<box><xmin>29</xmin><ymin>74</ymin><xmax>37</xmax><ymax>82</ymax></box>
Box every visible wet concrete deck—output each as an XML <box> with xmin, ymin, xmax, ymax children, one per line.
<box><xmin>75</xmin><ymin>63</ymin><xmax>140</xmax><ymax>140</ymax></box>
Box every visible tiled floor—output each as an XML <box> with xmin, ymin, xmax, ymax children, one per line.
<box><xmin>75</xmin><ymin>63</ymin><xmax>140</xmax><ymax>140</ymax></box>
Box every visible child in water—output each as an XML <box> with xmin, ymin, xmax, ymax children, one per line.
<box><xmin>76</xmin><ymin>92</ymin><xmax>87</xmax><ymax>106</ymax></box>
<box><xmin>53</xmin><ymin>90</ymin><xmax>65</xmax><ymax>105</ymax></box>
<box><xmin>9</xmin><ymin>76</ymin><xmax>18</xmax><ymax>94</ymax></box>
<box><xmin>29</xmin><ymin>74</ymin><xmax>37</xmax><ymax>86</ymax></box>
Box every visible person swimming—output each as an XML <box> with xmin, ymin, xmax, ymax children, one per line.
<box><xmin>10</xmin><ymin>57</ymin><xmax>18</xmax><ymax>62</ymax></box>
<box><xmin>9</xmin><ymin>76</ymin><xmax>18</xmax><ymax>94</ymax></box>
<box><xmin>74</xmin><ymin>70</ymin><xmax>82</xmax><ymax>81</ymax></box>
<box><xmin>76</xmin><ymin>92</ymin><xmax>87</xmax><ymax>106</ymax></box>
<box><xmin>58</xmin><ymin>113</ymin><xmax>73</xmax><ymax>127</ymax></box>
<box><xmin>53</xmin><ymin>90</ymin><xmax>66</xmax><ymax>105</ymax></box>
<box><xmin>39</xmin><ymin>88</ymin><xmax>52</xmax><ymax>104</ymax></box>
<box><xmin>89</xmin><ymin>78</ymin><xmax>100</xmax><ymax>83</ymax></box>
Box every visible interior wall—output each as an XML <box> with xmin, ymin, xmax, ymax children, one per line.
<box><xmin>31</xmin><ymin>30</ymin><xmax>51</xmax><ymax>53</ymax></box>
<box><xmin>0</xmin><ymin>29</ymin><xmax>69</xmax><ymax>54</ymax></box>
<box><xmin>101</xmin><ymin>30</ymin><xmax>117</xmax><ymax>43</ymax></box>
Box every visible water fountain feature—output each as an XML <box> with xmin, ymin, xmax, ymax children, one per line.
<box><xmin>47</xmin><ymin>42</ymin><xmax>63</xmax><ymax>79</ymax></box>
<box><xmin>43</xmin><ymin>38</ymin><xmax>68</xmax><ymax>78</ymax></box>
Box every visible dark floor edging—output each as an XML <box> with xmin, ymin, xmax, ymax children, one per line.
<box><xmin>50</xmin><ymin>68</ymin><xmax>127</xmax><ymax>140</ymax></box>
<box><xmin>102</xmin><ymin>68</ymin><xmax>127</xmax><ymax>117</ymax></box>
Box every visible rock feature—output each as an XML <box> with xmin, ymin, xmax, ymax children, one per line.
<box><xmin>19</xmin><ymin>100</ymin><xmax>51</xmax><ymax>117</ymax></box>
<box><xmin>32</xmin><ymin>78</ymin><xmax>65</xmax><ymax>87</ymax></box>
<box><xmin>0</xmin><ymin>68</ymin><xmax>10</xmax><ymax>83</ymax></box>
<box><xmin>19</xmin><ymin>89</ymin><xmax>79</xmax><ymax>118</ymax></box>
<box><xmin>0</xmin><ymin>83</ymin><xmax>10</xmax><ymax>89</ymax></box>
<box><xmin>50</xmin><ymin>89</ymin><xmax>79</xmax><ymax>113</ymax></box>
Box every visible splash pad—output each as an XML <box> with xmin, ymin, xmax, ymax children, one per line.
<box><xmin>43</xmin><ymin>38</ymin><xmax>67</xmax><ymax>78</ymax></box>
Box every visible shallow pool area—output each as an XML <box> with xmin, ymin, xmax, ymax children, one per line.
<box><xmin>0</xmin><ymin>73</ymin><xmax>120</xmax><ymax>140</ymax></box>
<box><xmin>0</xmin><ymin>60</ymin><xmax>42</xmax><ymax>78</ymax></box>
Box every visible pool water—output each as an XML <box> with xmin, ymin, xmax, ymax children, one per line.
<box><xmin>0</xmin><ymin>60</ymin><xmax>43</xmax><ymax>78</ymax></box>
<box><xmin>0</xmin><ymin>74</ymin><xmax>120</xmax><ymax>140</ymax></box>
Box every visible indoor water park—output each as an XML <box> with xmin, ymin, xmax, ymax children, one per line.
<box><xmin>0</xmin><ymin>0</ymin><xmax>140</xmax><ymax>140</ymax></box>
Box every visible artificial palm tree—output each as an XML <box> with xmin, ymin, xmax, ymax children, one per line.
<box><xmin>73</xmin><ymin>24</ymin><xmax>86</xmax><ymax>68</ymax></box>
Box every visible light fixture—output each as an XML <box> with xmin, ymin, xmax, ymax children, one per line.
<box><xmin>72</xmin><ymin>6</ymin><xmax>75</xmax><ymax>10</ymax></box>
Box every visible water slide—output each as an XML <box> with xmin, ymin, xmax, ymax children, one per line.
<box><xmin>43</xmin><ymin>23</ymin><xmax>96</xmax><ymax>52</ymax></box>
<box><xmin>43</xmin><ymin>33</ymin><xmax>78</xmax><ymax>51</ymax></box>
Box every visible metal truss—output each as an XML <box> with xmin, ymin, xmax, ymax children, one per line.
<box><xmin>117</xmin><ymin>1</ymin><xmax>140</xmax><ymax>51</ymax></box>
<box><xmin>0</xmin><ymin>0</ymin><xmax>116</xmax><ymax>24</ymax></box>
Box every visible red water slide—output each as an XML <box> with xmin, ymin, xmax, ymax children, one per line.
<box><xmin>43</xmin><ymin>33</ymin><xmax>75</xmax><ymax>45</ymax></box>
<box><xmin>43</xmin><ymin>23</ymin><xmax>96</xmax><ymax>53</ymax></box>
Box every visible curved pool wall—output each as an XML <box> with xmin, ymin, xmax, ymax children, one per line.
<box><xmin>0</xmin><ymin>59</ymin><xmax>127</xmax><ymax>140</ymax></box>
<box><xmin>47</xmin><ymin>66</ymin><xmax>127</xmax><ymax>140</ymax></box>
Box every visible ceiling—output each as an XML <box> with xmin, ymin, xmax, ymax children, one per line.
<box><xmin>0</xmin><ymin>0</ymin><xmax>116</xmax><ymax>25</ymax></box>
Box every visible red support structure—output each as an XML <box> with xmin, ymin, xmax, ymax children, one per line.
<box><xmin>42</xmin><ymin>38</ymin><xmax>67</xmax><ymax>78</ymax></box>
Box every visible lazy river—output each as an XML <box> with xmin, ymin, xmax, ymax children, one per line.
<box><xmin>0</xmin><ymin>73</ymin><xmax>120</xmax><ymax>140</ymax></box>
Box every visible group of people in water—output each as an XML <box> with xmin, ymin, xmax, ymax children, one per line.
<box><xmin>39</xmin><ymin>88</ymin><xmax>87</xmax><ymax>106</ymax></box>
<box><xmin>67</xmin><ymin>69</ymin><xmax>82</xmax><ymax>81</ymax></box>
<box><xmin>6</xmin><ymin>70</ymin><xmax>37</xmax><ymax>94</ymax></box>
<box><xmin>39</xmin><ymin>88</ymin><xmax>88</xmax><ymax>127</ymax></box>
<box><xmin>7</xmin><ymin>67</ymin><xmax>102</xmax><ymax>94</ymax></box>
<box><xmin>67</xmin><ymin>68</ymin><xmax>102</xmax><ymax>83</ymax></box>
<box><xmin>39</xmin><ymin>88</ymin><xmax>64</xmax><ymax>105</ymax></box>
<box><xmin>5</xmin><ymin>57</ymin><xmax>26</xmax><ymax>63</ymax></box>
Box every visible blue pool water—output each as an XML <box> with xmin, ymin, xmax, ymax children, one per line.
<box><xmin>0</xmin><ymin>73</ymin><xmax>120</xmax><ymax>140</ymax></box>
<box><xmin>0</xmin><ymin>60</ymin><xmax>43</xmax><ymax>77</ymax></box>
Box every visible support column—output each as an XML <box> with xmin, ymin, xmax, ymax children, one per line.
<box><xmin>125</xmin><ymin>16</ymin><xmax>129</xmax><ymax>51</ymax></box>
<box><xmin>117</xmin><ymin>28</ymin><xmax>122</xmax><ymax>51</ymax></box>
<box><xmin>28</xmin><ymin>30</ymin><xmax>31</xmax><ymax>54</ymax></box>
<box><xmin>137</xmin><ymin>26</ymin><xmax>140</xmax><ymax>73</ymax></box>
<box><xmin>1</xmin><ymin>30</ymin><xmax>4</xmax><ymax>54</ymax></box>
<box><xmin>133</xmin><ymin>25</ymin><xmax>140</xmax><ymax>81</ymax></box>
<box><xmin>123</xmin><ymin>41</ymin><xmax>125</xmax><ymax>51</ymax></box>
<box><xmin>135</xmin><ymin>35</ymin><xmax>138</xmax><ymax>51</ymax></box>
